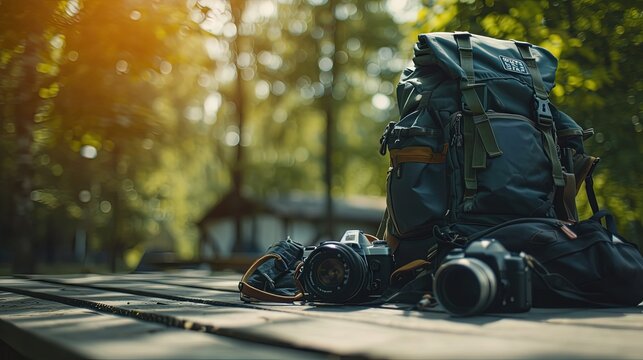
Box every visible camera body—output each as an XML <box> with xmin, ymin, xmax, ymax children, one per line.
<box><xmin>433</xmin><ymin>239</ymin><xmax>531</xmax><ymax>316</ymax></box>
<box><xmin>300</xmin><ymin>230</ymin><xmax>393</xmax><ymax>303</ymax></box>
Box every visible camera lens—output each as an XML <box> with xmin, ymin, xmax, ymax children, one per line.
<box><xmin>302</xmin><ymin>242</ymin><xmax>368</xmax><ymax>303</ymax></box>
<box><xmin>434</xmin><ymin>258</ymin><xmax>497</xmax><ymax>316</ymax></box>
<box><xmin>315</xmin><ymin>257</ymin><xmax>345</xmax><ymax>288</ymax></box>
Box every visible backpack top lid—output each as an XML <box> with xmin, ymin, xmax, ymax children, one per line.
<box><xmin>414</xmin><ymin>32</ymin><xmax>558</xmax><ymax>92</ymax></box>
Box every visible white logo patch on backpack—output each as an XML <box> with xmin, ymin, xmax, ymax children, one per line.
<box><xmin>499</xmin><ymin>55</ymin><xmax>528</xmax><ymax>75</ymax></box>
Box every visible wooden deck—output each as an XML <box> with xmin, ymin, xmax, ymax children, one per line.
<box><xmin>1</xmin><ymin>270</ymin><xmax>641</xmax><ymax>359</ymax></box>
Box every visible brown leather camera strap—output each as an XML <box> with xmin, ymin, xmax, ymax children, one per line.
<box><xmin>238</xmin><ymin>254</ymin><xmax>304</xmax><ymax>303</ymax></box>
<box><xmin>389</xmin><ymin>259</ymin><xmax>431</xmax><ymax>288</ymax></box>
<box><xmin>364</xmin><ymin>233</ymin><xmax>379</xmax><ymax>243</ymax></box>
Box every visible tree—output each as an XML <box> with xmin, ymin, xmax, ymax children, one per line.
<box><xmin>193</xmin><ymin>0</ymin><xmax>404</xmax><ymax>244</ymax></box>
<box><xmin>1</xmin><ymin>0</ymin><xmax>223</xmax><ymax>270</ymax></box>
<box><xmin>0</xmin><ymin>0</ymin><xmax>63</xmax><ymax>272</ymax></box>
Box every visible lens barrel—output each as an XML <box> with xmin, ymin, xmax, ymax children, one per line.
<box><xmin>301</xmin><ymin>242</ymin><xmax>369</xmax><ymax>303</ymax></box>
<box><xmin>434</xmin><ymin>258</ymin><xmax>497</xmax><ymax>316</ymax></box>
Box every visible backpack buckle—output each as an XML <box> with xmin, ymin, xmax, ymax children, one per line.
<box><xmin>535</xmin><ymin>97</ymin><xmax>553</xmax><ymax>125</ymax></box>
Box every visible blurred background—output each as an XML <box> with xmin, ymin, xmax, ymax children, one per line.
<box><xmin>0</xmin><ymin>0</ymin><xmax>640</xmax><ymax>274</ymax></box>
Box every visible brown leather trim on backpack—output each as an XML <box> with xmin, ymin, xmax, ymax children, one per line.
<box><xmin>554</xmin><ymin>170</ymin><xmax>579</xmax><ymax>222</ymax></box>
<box><xmin>573</xmin><ymin>154</ymin><xmax>599</xmax><ymax>194</ymax></box>
<box><xmin>389</xmin><ymin>144</ymin><xmax>448</xmax><ymax>168</ymax></box>
<box><xmin>239</xmin><ymin>254</ymin><xmax>304</xmax><ymax>303</ymax></box>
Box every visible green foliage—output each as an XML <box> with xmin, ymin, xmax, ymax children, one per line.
<box><xmin>1</xmin><ymin>0</ymin><xmax>222</xmax><ymax>268</ymax></box>
<box><xmin>0</xmin><ymin>0</ymin><xmax>640</xmax><ymax>271</ymax></box>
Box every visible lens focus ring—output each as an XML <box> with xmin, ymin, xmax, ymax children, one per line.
<box><xmin>301</xmin><ymin>242</ymin><xmax>369</xmax><ymax>303</ymax></box>
<box><xmin>434</xmin><ymin>258</ymin><xmax>497</xmax><ymax>316</ymax></box>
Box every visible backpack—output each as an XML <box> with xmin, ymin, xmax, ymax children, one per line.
<box><xmin>379</xmin><ymin>31</ymin><xmax>597</xmax><ymax>254</ymax></box>
<box><xmin>378</xmin><ymin>31</ymin><xmax>643</xmax><ymax>307</ymax></box>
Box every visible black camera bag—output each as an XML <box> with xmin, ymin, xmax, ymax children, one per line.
<box><xmin>238</xmin><ymin>237</ymin><xmax>305</xmax><ymax>302</ymax></box>
<box><xmin>453</xmin><ymin>211</ymin><xmax>643</xmax><ymax>307</ymax></box>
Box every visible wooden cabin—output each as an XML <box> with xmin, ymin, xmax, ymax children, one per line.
<box><xmin>197</xmin><ymin>191</ymin><xmax>385</xmax><ymax>259</ymax></box>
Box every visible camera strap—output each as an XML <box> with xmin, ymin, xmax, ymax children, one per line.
<box><xmin>361</xmin><ymin>265</ymin><xmax>437</xmax><ymax>308</ymax></box>
<box><xmin>359</xmin><ymin>250</ymin><xmax>440</xmax><ymax>309</ymax></box>
<box><xmin>239</xmin><ymin>254</ymin><xmax>305</xmax><ymax>303</ymax></box>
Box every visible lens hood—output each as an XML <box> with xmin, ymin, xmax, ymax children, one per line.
<box><xmin>434</xmin><ymin>257</ymin><xmax>497</xmax><ymax>316</ymax></box>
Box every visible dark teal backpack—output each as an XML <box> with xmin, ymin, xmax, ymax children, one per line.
<box><xmin>379</xmin><ymin>32</ymin><xmax>598</xmax><ymax>265</ymax></box>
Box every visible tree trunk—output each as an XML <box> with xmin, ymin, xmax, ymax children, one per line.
<box><xmin>230</xmin><ymin>0</ymin><xmax>247</xmax><ymax>253</ymax></box>
<box><xmin>10</xmin><ymin>35</ymin><xmax>43</xmax><ymax>274</ymax></box>
<box><xmin>109</xmin><ymin>146</ymin><xmax>122</xmax><ymax>272</ymax></box>
<box><xmin>322</xmin><ymin>0</ymin><xmax>339</xmax><ymax>239</ymax></box>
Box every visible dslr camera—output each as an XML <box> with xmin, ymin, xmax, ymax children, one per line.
<box><xmin>433</xmin><ymin>239</ymin><xmax>531</xmax><ymax>316</ymax></box>
<box><xmin>299</xmin><ymin>230</ymin><xmax>393</xmax><ymax>303</ymax></box>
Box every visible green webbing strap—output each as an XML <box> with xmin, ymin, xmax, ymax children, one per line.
<box><xmin>472</xmin><ymin>126</ymin><xmax>487</xmax><ymax>169</ymax></box>
<box><xmin>454</xmin><ymin>32</ymin><xmax>475</xmax><ymax>85</ymax></box>
<box><xmin>542</xmin><ymin>128</ymin><xmax>565</xmax><ymax>186</ymax></box>
<box><xmin>513</xmin><ymin>41</ymin><xmax>565</xmax><ymax>187</ymax></box>
<box><xmin>455</xmin><ymin>32</ymin><xmax>478</xmax><ymax>196</ymax></box>
<box><xmin>455</xmin><ymin>32</ymin><xmax>502</xmax><ymax>196</ymax></box>
<box><xmin>461</xmin><ymin>90</ymin><xmax>503</xmax><ymax>159</ymax></box>
<box><xmin>463</xmin><ymin>111</ymin><xmax>476</xmax><ymax>191</ymax></box>
<box><xmin>514</xmin><ymin>41</ymin><xmax>548</xmax><ymax>100</ymax></box>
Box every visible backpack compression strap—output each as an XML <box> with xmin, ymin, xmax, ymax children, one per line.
<box><xmin>513</xmin><ymin>40</ymin><xmax>565</xmax><ymax>188</ymax></box>
<box><xmin>454</xmin><ymin>32</ymin><xmax>502</xmax><ymax>210</ymax></box>
<box><xmin>580</xmin><ymin>156</ymin><xmax>601</xmax><ymax>214</ymax></box>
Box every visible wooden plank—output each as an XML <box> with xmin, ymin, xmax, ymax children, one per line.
<box><xmin>0</xmin><ymin>278</ymin><xmax>315</xmax><ymax>339</ymax></box>
<box><xmin>165</xmin><ymin>273</ymin><xmax>643</xmax><ymax>330</ymax></box>
<box><xmin>42</xmin><ymin>273</ymin><xmax>643</xmax><ymax>332</ymax></box>
<box><xmin>0</xmin><ymin>282</ymin><xmax>548</xmax><ymax>359</ymax></box>
<box><xmin>26</xmin><ymin>273</ymin><xmax>643</xmax><ymax>331</ymax></box>
<box><xmin>24</xmin><ymin>271</ymin><xmax>241</xmax><ymax>293</ymax></box>
<box><xmin>0</xmin><ymin>289</ymin><xmax>324</xmax><ymax>360</ymax></box>
<box><xmin>6</xmin><ymin>275</ymin><xmax>643</xmax><ymax>359</ymax></box>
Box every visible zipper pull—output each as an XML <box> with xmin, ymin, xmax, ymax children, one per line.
<box><xmin>559</xmin><ymin>223</ymin><xmax>578</xmax><ymax>240</ymax></box>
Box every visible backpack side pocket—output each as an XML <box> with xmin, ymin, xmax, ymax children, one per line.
<box><xmin>385</xmin><ymin>108</ymin><xmax>449</xmax><ymax>238</ymax></box>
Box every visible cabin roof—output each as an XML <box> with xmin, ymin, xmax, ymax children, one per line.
<box><xmin>197</xmin><ymin>191</ymin><xmax>385</xmax><ymax>226</ymax></box>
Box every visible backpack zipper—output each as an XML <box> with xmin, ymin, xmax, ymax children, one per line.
<box><xmin>386</xmin><ymin>168</ymin><xmax>403</xmax><ymax>236</ymax></box>
<box><xmin>447</xmin><ymin>112</ymin><xmax>463</xmax><ymax>223</ymax></box>
<box><xmin>467</xmin><ymin>218</ymin><xmax>577</xmax><ymax>241</ymax></box>
<box><xmin>449</xmin><ymin>111</ymin><xmax>533</xmax><ymax>149</ymax></box>
<box><xmin>450</xmin><ymin>112</ymin><xmax>463</xmax><ymax>147</ymax></box>
<box><xmin>486</xmin><ymin>111</ymin><xmax>535</xmax><ymax>125</ymax></box>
